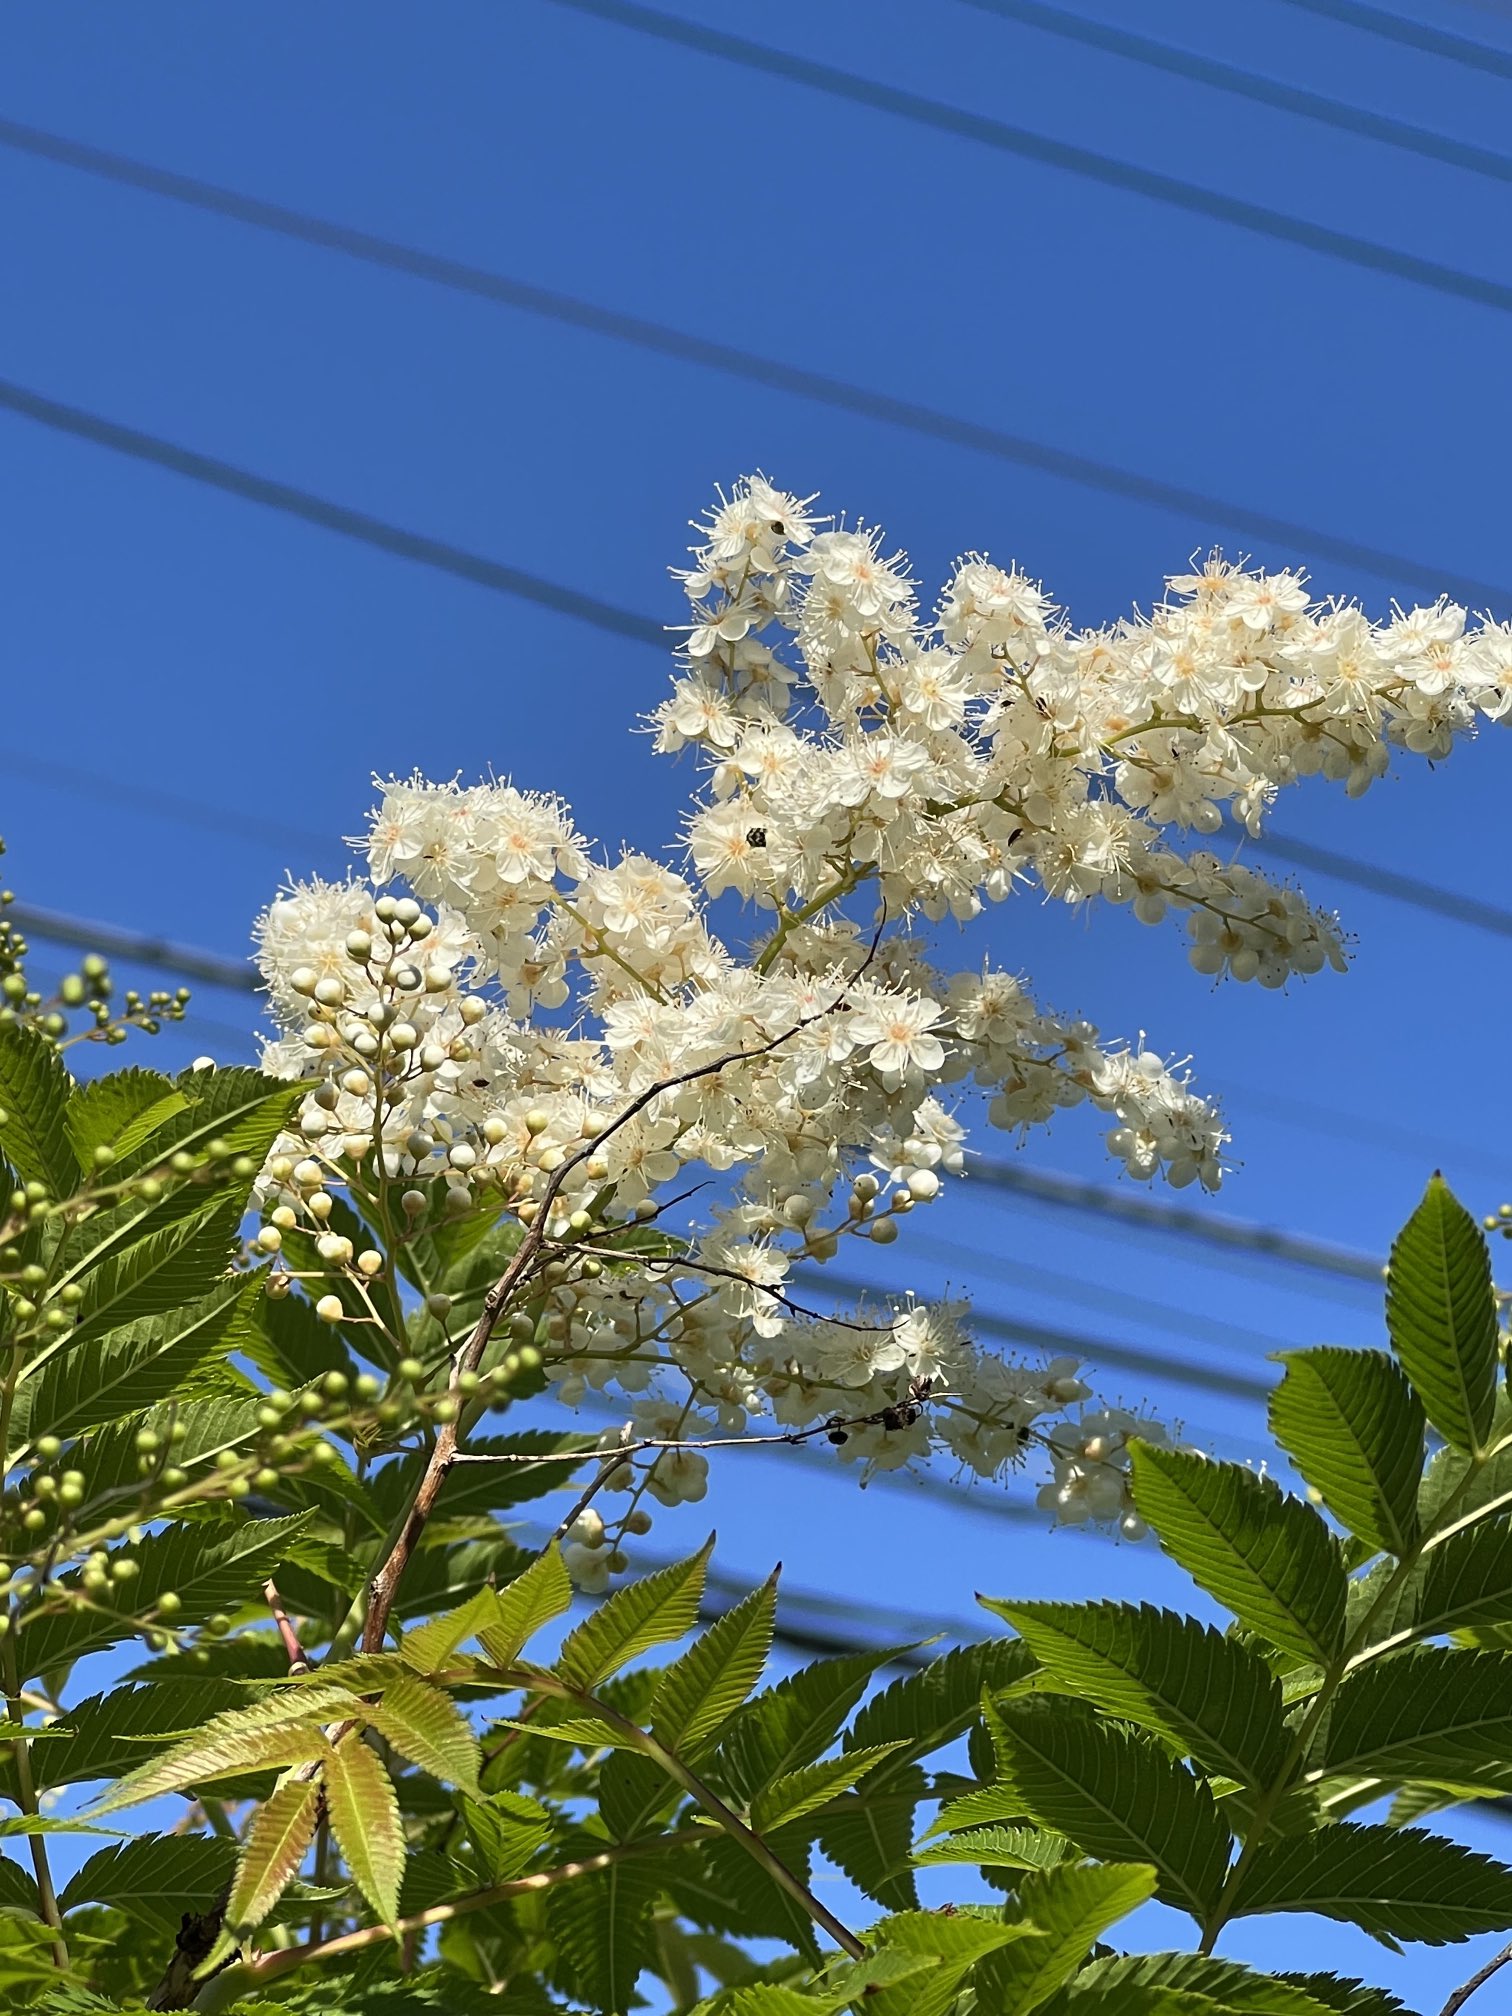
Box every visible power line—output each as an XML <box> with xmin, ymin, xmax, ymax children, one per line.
<box><xmin>2</xmin><ymin>124</ymin><xmax>1509</xmax><ymax>610</ymax></box>
<box><xmin>0</xmin><ymin>380</ymin><xmax>667</xmax><ymax>649</ymax></box>
<box><xmin>1274</xmin><ymin>0</ymin><xmax>1512</xmax><ymax>80</ymax></box>
<box><xmin>0</xmin><ymin>748</ymin><xmax>331</xmax><ymax>859</ymax></box>
<box><xmin>956</xmin><ymin>0</ymin><xmax>1512</xmax><ymax>185</ymax></box>
<box><xmin>9</xmin><ymin>901</ymin><xmax>258</xmax><ymax>992</ymax></box>
<box><xmin>973</xmin><ymin>1161</ymin><xmax>1383</xmax><ymax>1282</ymax></box>
<box><xmin>802</xmin><ymin>1268</ymin><xmax>1273</xmax><ymax>1403</ymax></box>
<box><xmin>1244</xmin><ymin>830</ymin><xmax>1512</xmax><ymax>940</ymax></box>
<box><xmin>542</xmin><ymin>0</ymin><xmax>1512</xmax><ymax>322</ymax></box>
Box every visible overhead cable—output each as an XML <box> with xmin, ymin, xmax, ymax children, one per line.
<box><xmin>2</xmin><ymin>121</ymin><xmax>1508</xmax><ymax>606</ymax></box>
<box><xmin>541</xmin><ymin>0</ymin><xmax>1512</xmax><ymax>321</ymax></box>
<box><xmin>1273</xmin><ymin>0</ymin><xmax>1512</xmax><ymax>80</ymax></box>
<box><xmin>956</xmin><ymin>0</ymin><xmax>1512</xmax><ymax>185</ymax></box>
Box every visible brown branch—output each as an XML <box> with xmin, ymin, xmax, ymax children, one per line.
<box><xmin>263</xmin><ymin>1579</ymin><xmax>313</xmax><ymax>1676</ymax></box>
<box><xmin>1441</xmin><ymin>1941</ymin><xmax>1512</xmax><ymax>2016</ymax></box>
<box><xmin>360</xmin><ymin>937</ymin><xmax>883</xmax><ymax>1656</ymax></box>
<box><xmin>238</xmin><ymin>1836</ymin><xmax>693</xmax><ymax>1985</ymax></box>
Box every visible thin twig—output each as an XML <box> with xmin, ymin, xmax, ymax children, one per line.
<box><xmin>360</xmin><ymin>933</ymin><xmax>884</xmax><ymax>1656</ymax></box>
<box><xmin>263</xmin><ymin>1579</ymin><xmax>312</xmax><ymax>1676</ymax></box>
<box><xmin>449</xmin><ymin>1396</ymin><xmax>931</xmax><ymax>1470</ymax></box>
<box><xmin>548</xmin><ymin>1422</ymin><xmax>634</xmax><ymax>1542</ymax></box>
<box><xmin>1441</xmin><ymin>1941</ymin><xmax>1512</xmax><ymax>2016</ymax></box>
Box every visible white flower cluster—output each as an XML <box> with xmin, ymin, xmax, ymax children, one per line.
<box><xmin>249</xmin><ymin>476</ymin><xmax>1507</xmax><ymax>1579</ymax></box>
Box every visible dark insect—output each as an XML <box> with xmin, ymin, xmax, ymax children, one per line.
<box><xmin>746</xmin><ymin>827</ymin><xmax>768</xmax><ymax>848</ymax></box>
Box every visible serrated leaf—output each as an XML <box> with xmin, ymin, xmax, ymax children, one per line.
<box><xmin>555</xmin><ymin>1538</ymin><xmax>712</xmax><ymax>1691</ymax></box>
<box><xmin>37</xmin><ymin>1679</ymin><xmax>250</xmax><ymax>1790</ymax></box>
<box><xmin>0</xmin><ymin>1854</ymin><xmax>39</xmax><ymax>1918</ymax></box>
<box><xmin>817</xmin><ymin>1764</ymin><xmax>928</xmax><ymax>1911</ymax></box>
<box><xmin>476</xmin><ymin>1544</ymin><xmax>575</xmax><ymax>1668</ymax></box>
<box><xmin>459</xmin><ymin>1789</ymin><xmax>551</xmax><ymax>1881</ymax></box>
<box><xmin>226</xmin><ymin>1769</ymin><xmax>322</xmax><ymax>1932</ymax></box>
<box><xmin>976</xmin><ymin>1859</ymin><xmax>1157</xmax><ymax>2012</ymax></box>
<box><xmin>1070</xmin><ymin>1951</ymin><xmax>1341</xmax><ymax>2014</ymax></box>
<box><xmin>90</xmin><ymin>1703</ymin><xmax>335</xmax><ymax>1814</ymax></box>
<box><xmin>23</xmin><ymin>1276</ymin><xmax>256</xmax><ymax>1443</ymax></box>
<box><xmin>984</xmin><ymin>1598</ymin><xmax>1285</xmax><ymax>1787</ymax></box>
<box><xmin>912</xmin><ymin>1822</ymin><xmax>1073</xmax><ymax>1870</ymax></box>
<box><xmin>0</xmin><ymin>1023</ymin><xmax>79</xmax><ymax>1197</ymax></box>
<box><xmin>1274</xmin><ymin>1972</ymin><xmax>1412</xmax><ymax>2016</ymax></box>
<box><xmin>111</xmin><ymin>1065</ymin><xmax>303</xmax><ymax>1180</ymax></box>
<box><xmin>1130</xmin><ymin>1444</ymin><xmax>1346</xmax><ymax>1666</ymax></box>
<box><xmin>1237</xmin><ymin>1822</ymin><xmax>1512</xmax><ymax>1942</ymax></box>
<box><xmin>845</xmin><ymin>1637</ymin><xmax>1032</xmax><ymax>1763</ymax></box>
<box><xmin>599</xmin><ymin>1746</ymin><xmax>680</xmax><ymax>1842</ymax></box>
<box><xmin>17</xmin><ymin>1512</ymin><xmax>313</xmax><ymax>1681</ymax></box>
<box><xmin>716</xmin><ymin>1646</ymin><xmax>902</xmax><ymax>1804</ymax></box>
<box><xmin>1269</xmin><ymin>1348</ymin><xmax>1424</xmax><ymax>1557</ymax></box>
<box><xmin>1319</xmin><ymin>1649</ymin><xmax>1512</xmax><ymax>1784</ymax></box>
<box><xmin>63</xmin><ymin>1067</ymin><xmax>179</xmax><ymax>1167</ymax></box>
<box><xmin>362</xmin><ymin>1671</ymin><xmax>481</xmax><ymax>1793</ymax></box>
<box><xmin>987</xmin><ymin>1695</ymin><xmax>1232</xmax><ymax>1921</ymax></box>
<box><xmin>546</xmin><ymin>1841</ymin><xmax>660</xmax><ymax>2013</ymax></box>
<box><xmin>399</xmin><ymin>1586</ymin><xmax>510</xmax><ymax>1675</ymax></box>
<box><xmin>324</xmin><ymin>1730</ymin><xmax>404</xmax><ymax>1928</ymax></box>
<box><xmin>653</xmin><ymin>1576</ymin><xmax>776</xmax><ymax>1757</ymax></box>
<box><xmin>1415</xmin><ymin>1521</ymin><xmax>1512</xmax><ymax>1639</ymax></box>
<box><xmin>244</xmin><ymin>1283</ymin><xmax>358</xmax><ymax>1389</ymax></box>
<box><xmin>1387</xmin><ymin>1176</ymin><xmax>1498</xmax><ymax>1456</ymax></box>
<box><xmin>862</xmin><ymin>1910</ymin><xmax>1040</xmax><ymax>2016</ymax></box>
<box><xmin>58</xmin><ymin>1832</ymin><xmax>236</xmax><ymax>1934</ymax></box>
<box><xmin>48</xmin><ymin>1175</ymin><xmax>246</xmax><ymax>1353</ymax></box>
<box><xmin>752</xmin><ymin>1745</ymin><xmax>904</xmax><ymax>1832</ymax></box>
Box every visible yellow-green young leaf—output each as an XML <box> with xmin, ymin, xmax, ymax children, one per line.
<box><xmin>478</xmin><ymin>1545</ymin><xmax>574</xmax><ymax>1667</ymax></box>
<box><xmin>912</xmin><ymin>1823</ymin><xmax>1074</xmax><ymax>1870</ymax></box>
<box><xmin>324</xmin><ymin>1731</ymin><xmax>405</xmax><ymax>1929</ymax></box>
<box><xmin>1129</xmin><ymin>1444</ymin><xmax>1346</xmax><ymax>1667</ymax></box>
<box><xmin>1268</xmin><ymin>1348</ymin><xmax>1424</xmax><ymax>1558</ymax></box>
<box><xmin>716</xmin><ymin>1645</ymin><xmax>903</xmax><ymax>1803</ymax></box>
<box><xmin>751</xmin><ymin>1744</ymin><xmax>905</xmax><ymax>1832</ymax></box>
<box><xmin>0</xmin><ymin>1023</ymin><xmax>80</xmax><ymax>1199</ymax></box>
<box><xmin>1234</xmin><ymin>1822</ymin><xmax>1512</xmax><ymax>1943</ymax></box>
<box><xmin>362</xmin><ymin>1671</ymin><xmax>481</xmax><ymax>1793</ymax></box>
<box><xmin>983</xmin><ymin>1599</ymin><xmax>1287</xmax><ymax>1788</ymax></box>
<box><xmin>398</xmin><ymin>1587</ymin><xmax>508</xmax><ymax>1675</ymax></box>
<box><xmin>459</xmin><ymin>1790</ymin><xmax>551</xmax><ymax>1882</ymax></box>
<box><xmin>987</xmin><ymin>1696</ymin><xmax>1232</xmax><ymax>1923</ymax></box>
<box><xmin>555</xmin><ymin>1537</ymin><xmax>712</xmax><ymax>1691</ymax></box>
<box><xmin>87</xmin><ymin>1683</ymin><xmax>354</xmax><ymax>1812</ymax></box>
<box><xmin>485</xmin><ymin>1714</ymin><xmax>643</xmax><ymax>1752</ymax></box>
<box><xmin>651</xmin><ymin>1575</ymin><xmax>777</xmax><ymax>1756</ymax></box>
<box><xmin>861</xmin><ymin>1911</ymin><xmax>1043</xmax><ymax>2016</ymax></box>
<box><xmin>1387</xmin><ymin>1176</ymin><xmax>1498</xmax><ymax>1457</ymax></box>
<box><xmin>226</xmin><ymin>1770</ymin><xmax>322</xmax><ymax>1933</ymax></box>
<box><xmin>1317</xmin><ymin>1649</ymin><xmax>1512</xmax><ymax>1785</ymax></box>
<box><xmin>974</xmin><ymin>1859</ymin><xmax>1158</xmax><ymax>2012</ymax></box>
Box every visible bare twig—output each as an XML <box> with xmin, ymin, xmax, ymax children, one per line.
<box><xmin>263</xmin><ymin>1579</ymin><xmax>312</xmax><ymax>1676</ymax></box>
<box><xmin>360</xmin><ymin>937</ymin><xmax>883</xmax><ymax>1656</ymax></box>
<box><xmin>548</xmin><ymin>1422</ymin><xmax>634</xmax><ymax>1543</ymax></box>
<box><xmin>1441</xmin><ymin>1941</ymin><xmax>1512</xmax><ymax>2016</ymax></box>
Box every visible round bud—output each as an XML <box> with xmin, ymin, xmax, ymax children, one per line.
<box><xmin>134</xmin><ymin>1429</ymin><xmax>159</xmax><ymax>1454</ymax></box>
<box><xmin>397</xmin><ymin>1357</ymin><xmax>425</xmax><ymax>1384</ymax></box>
<box><xmin>459</xmin><ymin>996</ymin><xmax>487</xmax><ymax>1026</ymax></box>
<box><xmin>110</xmin><ymin>1557</ymin><xmax>139</xmax><ymax>1582</ymax></box>
<box><xmin>431</xmin><ymin>1397</ymin><xmax>458</xmax><ymax>1423</ymax></box>
<box><xmin>35</xmin><ymin>1435</ymin><xmax>61</xmax><ymax>1461</ymax></box>
<box><xmin>308</xmin><ymin>1192</ymin><xmax>334</xmax><ymax>1221</ymax></box>
<box><xmin>395</xmin><ymin>898</ymin><xmax>421</xmax><ymax>926</ymax></box>
<box><xmin>315</xmin><ymin>1294</ymin><xmax>345</xmax><ymax>1324</ymax></box>
<box><xmin>92</xmin><ymin>1143</ymin><xmax>116</xmax><ymax>1169</ymax></box>
<box><xmin>255</xmin><ymin>1226</ymin><xmax>283</xmax><ymax>1254</ymax></box>
<box><xmin>345</xmin><ymin>931</ymin><xmax>373</xmax><ymax>962</ymax></box>
<box><xmin>290</xmin><ymin>967</ymin><xmax>319</xmax><ymax>997</ymax></box>
<box><xmin>353</xmin><ymin>1373</ymin><xmax>381</xmax><ymax>1400</ymax></box>
<box><xmin>425</xmin><ymin>1293</ymin><xmax>453</xmax><ymax>1320</ymax></box>
<box><xmin>322</xmin><ymin>1371</ymin><xmax>349</xmax><ymax>1400</ymax></box>
<box><xmin>388</xmin><ymin>1023</ymin><xmax>418</xmax><ymax>1052</ymax></box>
<box><xmin>156</xmin><ymin>1591</ymin><xmax>182</xmax><ymax>1617</ymax></box>
<box><xmin>625</xmin><ymin>1508</ymin><xmax>653</xmax><ymax>1536</ymax></box>
<box><xmin>446</xmin><ymin>1144</ymin><xmax>477</xmax><ymax>1171</ymax></box>
<box><xmin>356</xmin><ymin>1250</ymin><xmax>383</xmax><ymax>1277</ymax></box>
<box><xmin>313</xmin><ymin>976</ymin><xmax>346</xmax><ymax>1008</ymax></box>
<box><xmin>374</xmin><ymin>895</ymin><xmax>399</xmax><ymax>922</ymax></box>
<box><xmin>906</xmin><ymin>1168</ymin><xmax>940</xmax><ymax>1202</ymax></box>
<box><xmin>869</xmin><ymin>1217</ymin><xmax>898</xmax><ymax>1244</ymax></box>
<box><xmin>205</xmin><ymin>1613</ymin><xmax>232</xmax><ymax>1637</ymax></box>
<box><xmin>401</xmin><ymin>1189</ymin><xmax>428</xmax><ymax>1218</ymax></box>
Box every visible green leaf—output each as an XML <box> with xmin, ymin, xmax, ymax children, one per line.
<box><xmin>109</xmin><ymin>1065</ymin><xmax>303</xmax><ymax>1180</ymax></box>
<box><xmin>1274</xmin><ymin>1974</ymin><xmax>1412</xmax><ymax>2016</ymax></box>
<box><xmin>324</xmin><ymin>1730</ymin><xmax>404</xmax><ymax>1929</ymax></box>
<box><xmin>226</xmin><ymin>1769</ymin><xmax>322</xmax><ymax>1932</ymax></box>
<box><xmin>976</xmin><ymin>1860</ymin><xmax>1157</xmax><ymax>2013</ymax></box>
<box><xmin>913</xmin><ymin>1822</ymin><xmax>1073</xmax><ymax>1870</ymax></box>
<box><xmin>0</xmin><ymin>1023</ymin><xmax>79</xmax><ymax>1198</ymax></box>
<box><xmin>0</xmin><ymin>1855</ymin><xmax>39</xmax><ymax>1919</ymax></box>
<box><xmin>17</xmin><ymin>1512</ymin><xmax>313</xmax><ymax>1680</ymax></box>
<box><xmin>598</xmin><ymin>1747</ymin><xmax>680</xmax><ymax>1842</ymax></box>
<box><xmin>244</xmin><ymin>1284</ymin><xmax>358</xmax><ymax>1389</ymax></box>
<box><xmin>861</xmin><ymin>1911</ymin><xmax>1040</xmax><ymax>2016</ymax></box>
<box><xmin>1068</xmin><ymin>1952</ymin><xmax>1343</xmax><ymax>2014</ymax></box>
<box><xmin>58</xmin><ymin>1832</ymin><xmax>236</xmax><ymax>1935</ymax></box>
<box><xmin>362</xmin><ymin>1671</ymin><xmax>482</xmax><ymax>1793</ymax></box>
<box><xmin>653</xmin><ymin>1577</ymin><xmax>777</xmax><ymax>1757</ymax></box>
<box><xmin>1416</xmin><ymin>1522</ymin><xmax>1512</xmax><ymax>1638</ymax></box>
<box><xmin>716</xmin><ymin>1646</ymin><xmax>902</xmax><ymax>1804</ymax></box>
<box><xmin>751</xmin><ymin>1745</ymin><xmax>904</xmax><ymax>1832</ymax></box>
<box><xmin>546</xmin><ymin>1843</ymin><xmax>660</xmax><ymax>2014</ymax></box>
<box><xmin>1387</xmin><ymin>1175</ymin><xmax>1498</xmax><ymax>1456</ymax></box>
<box><xmin>1268</xmin><ymin>1348</ymin><xmax>1424</xmax><ymax>1557</ymax></box>
<box><xmin>1129</xmin><ymin>1444</ymin><xmax>1346</xmax><ymax>1666</ymax></box>
<box><xmin>845</xmin><ymin>1636</ymin><xmax>1032</xmax><ymax>1764</ymax></box>
<box><xmin>477</xmin><ymin>1544</ymin><xmax>574</xmax><ymax>1667</ymax></box>
<box><xmin>89</xmin><ymin>1686</ymin><xmax>354</xmax><ymax>1811</ymax></box>
<box><xmin>63</xmin><ymin>1067</ymin><xmax>178</xmax><ymax>1168</ymax></box>
<box><xmin>22</xmin><ymin>1276</ymin><xmax>256</xmax><ymax>1444</ymax></box>
<box><xmin>555</xmin><ymin>1538</ymin><xmax>712</xmax><ymax>1691</ymax></box>
<box><xmin>37</xmin><ymin>1679</ymin><xmax>250</xmax><ymax>1790</ymax></box>
<box><xmin>458</xmin><ymin>1789</ymin><xmax>551</xmax><ymax>1881</ymax></box>
<box><xmin>987</xmin><ymin>1695</ymin><xmax>1232</xmax><ymax>1921</ymax></box>
<box><xmin>52</xmin><ymin>1179</ymin><xmax>245</xmax><ymax>1350</ymax></box>
<box><xmin>1237</xmin><ymin>1822</ymin><xmax>1512</xmax><ymax>1942</ymax></box>
<box><xmin>1318</xmin><ymin>1649</ymin><xmax>1512</xmax><ymax>1783</ymax></box>
<box><xmin>983</xmin><ymin>1599</ymin><xmax>1286</xmax><ymax>1787</ymax></box>
<box><xmin>817</xmin><ymin>1764</ymin><xmax>929</xmax><ymax>1911</ymax></box>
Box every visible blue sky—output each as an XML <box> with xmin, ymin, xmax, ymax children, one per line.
<box><xmin>3</xmin><ymin>0</ymin><xmax>1511</xmax><ymax>2000</ymax></box>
